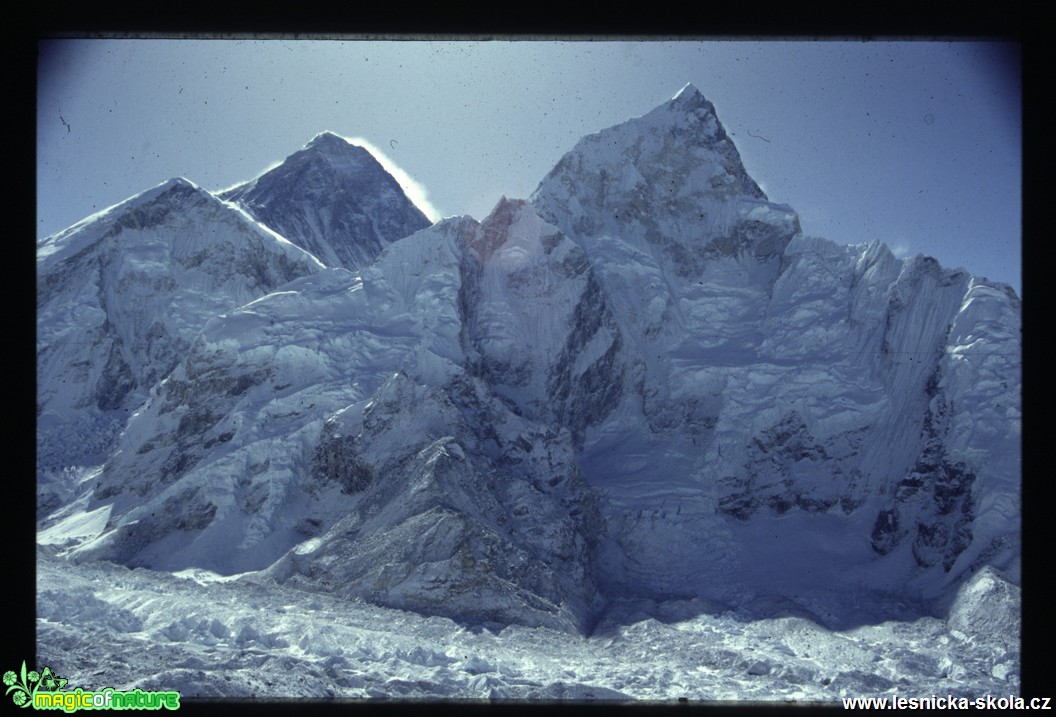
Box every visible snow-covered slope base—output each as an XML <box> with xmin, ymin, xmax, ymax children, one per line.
<box><xmin>37</xmin><ymin>548</ymin><xmax>1019</xmax><ymax>701</ymax></box>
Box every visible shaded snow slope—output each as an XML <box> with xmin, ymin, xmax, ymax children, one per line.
<box><xmin>36</xmin><ymin>178</ymin><xmax>324</xmax><ymax>472</ymax></box>
<box><xmin>219</xmin><ymin>132</ymin><xmax>432</xmax><ymax>270</ymax></box>
<box><xmin>458</xmin><ymin>197</ymin><xmax>634</xmax><ymax>446</ymax></box>
<box><xmin>266</xmin><ymin>370</ymin><xmax>605</xmax><ymax>633</ymax></box>
<box><xmin>521</xmin><ymin>84</ymin><xmax>1020</xmax><ymax>617</ymax></box>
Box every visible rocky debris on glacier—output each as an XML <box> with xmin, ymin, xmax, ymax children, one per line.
<box><xmin>35</xmin><ymin>546</ymin><xmax>1019</xmax><ymax>700</ymax></box>
<box><xmin>37</xmin><ymin>84</ymin><xmax>1020</xmax><ymax>641</ymax></box>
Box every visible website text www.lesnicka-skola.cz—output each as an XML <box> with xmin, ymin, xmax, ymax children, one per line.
<box><xmin>843</xmin><ymin>695</ymin><xmax>1051</xmax><ymax>710</ymax></box>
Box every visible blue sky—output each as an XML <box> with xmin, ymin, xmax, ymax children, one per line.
<box><xmin>37</xmin><ymin>39</ymin><xmax>1021</xmax><ymax>294</ymax></box>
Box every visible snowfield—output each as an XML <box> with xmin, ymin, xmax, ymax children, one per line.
<box><xmin>37</xmin><ymin>546</ymin><xmax>1018</xmax><ymax>702</ymax></box>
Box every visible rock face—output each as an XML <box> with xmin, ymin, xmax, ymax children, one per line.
<box><xmin>272</xmin><ymin>371</ymin><xmax>605</xmax><ymax>633</ymax></box>
<box><xmin>458</xmin><ymin>197</ymin><xmax>632</xmax><ymax>447</ymax></box>
<box><xmin>38</xmin><ymin>85</ymin><xmax>1020</xmax><ymax>633</ymax></box>
<box><xmin>219</xmin><ymin>132</ymin><xmax>432</xmax><ymax>270</ymax></box>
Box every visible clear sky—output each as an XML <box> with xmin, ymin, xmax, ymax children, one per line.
<box><xmin>37</xmin><ymin>39</ymin><xmax>1021</xmax><ymax>295</ymax></box>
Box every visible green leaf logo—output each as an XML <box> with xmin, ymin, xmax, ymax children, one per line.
<box><xmin>4</xmin><ymin>661</ymin><xmax>68</xmax><ymax>708</ymax></box>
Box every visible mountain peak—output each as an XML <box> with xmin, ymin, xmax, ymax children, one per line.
<box><xmin>128</xmin><ymin>176</ymin><xmax>203</xmax><ymax>206</ymax></box>
<box><xmin>218</xmin><ymin>133</ymin><xmax>431</xmax><ymax>271</ymax></box>
<box><xmin>158</xmin><ymin>176</ymin><xmax>198</xmax><ymax>190</ymax></box>
<box><xmin>299</xmin><ymin>132</ymin><xmax>379</xmax><ymax>169</ymax></box>
<box><xmin>659</xmin><ymin>82</ymin><xmax>724</xmax><ymax>132</ymax></box>
<box><xmin>664</xmin><ymin>83</ymin><xmax>725</xmax><ymax>131</ymax></box>
<box><xmin>671</xmin><ymin>82</ymin><xmax>701</xmax><ymax>101</ymax></box>
<box><xmin>304</xmin><ymin>131</ymin><xmax>358</xmax><ymax>153</ymax></box>
<box><xmin>531</xmin><ymin>85</ymin><xmax>767</xmax><ymax>240</ymax></box>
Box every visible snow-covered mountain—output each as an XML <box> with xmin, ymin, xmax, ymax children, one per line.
<box><xmin>219</xmin><ymin>132</ymin><xmax>432</xmax><ymax>270</ymax></box>
<box><xmin>527</xmin><ymin>84</ymin><xmax>1021</xmax><ymax>617</ymax></box>
<box><xmin>38</xmin><ymin>84</ymin><xmax>1020</xmax><ymax>650</ymax></box>
<box><xmin>36</xmin><ymin>178</ymin><xmax>324</xmax><ymax>481</ymax></box>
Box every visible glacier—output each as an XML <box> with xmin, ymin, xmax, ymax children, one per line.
<box><xmin>36</xmin><ymin>84</ymin><xmax>1021</xmax><ymax>701</ymax></box>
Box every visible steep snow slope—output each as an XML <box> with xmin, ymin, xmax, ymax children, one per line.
<box><xmin>36</xmin><ymin>178</ymin><xmax>323</xmax><ymax>475</ymax></box>
<box><xmin>267</xmin><ymin>369</ymin><xmax>605</xmax><ymax>632</ymax></box>
<box><xmin>220</xmin><ymin>132</ymin><xmax>432</xmax><ymax>270</ymax></box>
<box><xmin>64</xmin><ymin>221</ymin><xmax>472</xmax><ymax>571</ymax></box>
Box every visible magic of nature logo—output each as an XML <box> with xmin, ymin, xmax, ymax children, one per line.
<box><xmin>4</xmin><ymin>662</ymin><xmax>180</xmax><ymax>711</ymax></box>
